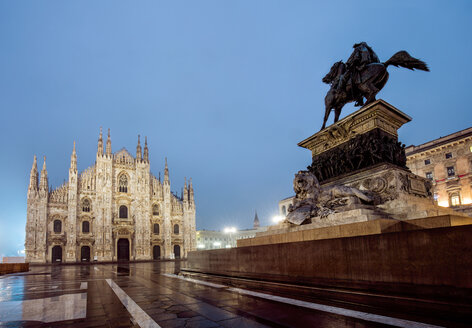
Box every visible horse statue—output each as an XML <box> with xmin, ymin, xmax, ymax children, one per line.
<box><xmin>320</xmin><ymin>49</ymin><xmax>429</xmax><ymax>130</ymax></box>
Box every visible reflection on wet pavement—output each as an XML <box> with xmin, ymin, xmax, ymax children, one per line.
<box><xmin>0</xmin><ymin>261</ymin><xmax>428</xmax><ymax>328</ymax></box>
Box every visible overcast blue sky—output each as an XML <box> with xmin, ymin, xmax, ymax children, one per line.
<box><xmin>1</xmin><ymin>1</ymin><xmax>471</xmax><ymax>256</ymax></box>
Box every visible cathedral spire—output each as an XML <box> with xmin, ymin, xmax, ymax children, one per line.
<box><xmin>253</xmin><ymin>210</ymin><xmax>260</xmax><ymax>228</ymax></box>
<box><xmin>106</xmin><ymin>128</ymin><xmax>112</xmax><ymax>157</ymax></box>
<box><xmin>143</xmin><ymin>136</ymin><xmax>149</xmax><ymax>162</ymax></box>
<box><xmin>189</xmin><ymin>177</ymin><xmax>194</xmax><ymax>204</ymax></box>
<box><xmin>136</xmin><ymin>135</ymin><xmax>142</xmax><ymax>162</ymax></box>
<box><xmin>28</xmin><ymin>155</ymin><xmax>39</xmax><ymax>192</ymax></box>
<box><xmin>164</xmin><ymin>158</ymin><xmax>170</xmax><ymax>184</ymax></box>
<box><xmin>184</xmin><ymin>177</ymin><xmax>188</xmax><ymax>202</ymax></box>
<box><xmin>39</xmin><ymin>156</ymin><xmax>48</xmax><ymax>192</ymax></box>
<box><xmin>70</xmin><ymin>141</ymin><xmax>77</xmax><ymax>172</ymax></box>
<box><xmin>97</xmin><ymin>127</ymin><xmax>103</xmax><ymax>157</ymax></box>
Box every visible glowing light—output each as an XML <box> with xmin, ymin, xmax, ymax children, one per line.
<box><xmin>223</xmin><ymin>227</ymin><xmax>237</xmax><ymax>234</ymax></box>
<box><xmin>225</xmin><ymin>245</ymin><xmax>231</xmax><ymax>248</ymax></box>
<box><xmin>438</xmin><ymin>200</ymin><xmax>449</xmax><ymax>207</ymax></box>
<box><xmin>213</xmin><ymin>242</ymin><xmax>221</xmax><ymax>247</ymax></box>
<box><xmin>462</xmin><ymin>198</ymin><xmax>472</xmax><ymax>205</ymax></box>
<box><xmin>272</xmin><ymin>215</ymin><xmax>284</xmax><ymax>224</ymax></box>
<box><xmin>197</xmin><ymin>244</ymin><xmax>205</xmax><ymax>249</ymax></box>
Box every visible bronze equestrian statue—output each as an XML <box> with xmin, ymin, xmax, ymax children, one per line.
<box><xmin>320</xmin><ymin>42</ymin><xmax>429</xmax><ymax>130</ymax></box>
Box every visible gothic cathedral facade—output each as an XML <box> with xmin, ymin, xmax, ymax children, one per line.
<box><xmin>25</xmin><ymin>128</ymin><xmax>196</xmax><ymax>263</ymax></box>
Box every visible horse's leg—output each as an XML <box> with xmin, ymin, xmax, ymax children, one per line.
<box><xmin>321</xmin><ymin>94</ymin><xmax>333</xmax><ymax>129</ymax></box>
<box><xmin>334</xmin><ymin>105</ymin><xmax>342</xmax><ymax>123</ymax></box>
<box><xmin>358</xmin><ymin>81</ymin><xmax>379</xmax><ymax>105</ymax></box>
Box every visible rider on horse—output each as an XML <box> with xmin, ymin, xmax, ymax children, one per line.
<box><xmin>338</xmin><ymin>42</ymin><xmax>380</xmax><ymax>106</ymax></box>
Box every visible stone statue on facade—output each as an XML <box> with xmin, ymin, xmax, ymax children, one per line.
<box><xmin>320</xmin><ymin>42</ymin><xmax>429</xmax><ymax>130</ymax></box>
<box><xmin>286</xmin><ymin>170</ymin><xmax>373</xmax><ymax>225</ymax></box>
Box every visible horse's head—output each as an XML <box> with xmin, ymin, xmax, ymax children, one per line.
<box><xmin>322</xmin><ymin>61</ymin><xmax>345</xmax><ymax>84</ymax></box>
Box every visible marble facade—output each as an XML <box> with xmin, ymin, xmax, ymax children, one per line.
<box><xmin>25</xmin><ymin>128</ymin><xmax>196</xmax><ymax>263</ymax></box>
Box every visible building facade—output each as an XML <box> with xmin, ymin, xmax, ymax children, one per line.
<box><xmin>25</xmin><ymin>129</ymin><xmax>196</xmax><ymax>263</ymax></box>
<box><xmin>405</xmin><ymin>127</ymin><xmax>472</xmax><ymax>215</ymax></box>
<box><xmin>196</xmin><ymin>212</ymin><xmax>267</xmax><ymax>250</ymax></box>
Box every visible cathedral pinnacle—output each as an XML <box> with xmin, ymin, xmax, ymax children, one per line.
<box><xmin>164</xmin><ymin>157</ymin><xmax>169</xmax><ymax>183</ymax></box>
<box><xmin>143</xmin><ymin>136</ymin><xmax>149</xmax><ymax>162</ymax></box>
<box><xmin>106</xmin><ymin>128</ymin><xmax>112</xmax><ymax>156</ymax></box>
<box><xmin>39</xmin><ymin>156</ymin><xmax>48</xmax><ymax>192</ymax></box>
<box><xmin>97</xmin><ymin>127</ymin><xmax>104</xmax><ymax>156</ymax></box>
<box><xmin>136</xmin><ymin>135</ymin><xmax>142</xmax><ymax>161</ymax></box>
<box><xmin>70</xmin><ymin>141</ymin><xmax>77</xmax><ymax>171</ymax></box>
<box><xmin>28</xmin><ymin>155</ymin><xmax>39</xmax><ymax>192</ymax></box>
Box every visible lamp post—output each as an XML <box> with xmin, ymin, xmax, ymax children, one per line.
<box><xmin>223</xmin><ymin>227</ymin><xmax>237</xmax><ymax>248</ymax></box>
<box><xmin>272</xmin><ymin>215</ymin><xmax>284</xmax><ymax>225</ymax></box>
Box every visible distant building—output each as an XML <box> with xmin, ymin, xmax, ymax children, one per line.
<box><xmin>196</xmin><ymin>212</ymin><xmax>267</xmax><ymax>250</ymax></box>
<box><xmin>2</xmin><ymin>257</ymin><xmax>25</xmax><ymax>263</ymax></box>
<box><xmin>25</xmin><ymin>128</ymin><xmax>196</xmax><ymax>264</ymax></box>
<box><xmin>278</xmin><ymin>197</ymin><xmax>294</xmax><ymax>218</ymax></box>
<box><xmin>405</xmin><ymin>127</ymin><xmax>472</xmax><ymax>216</ymax></box>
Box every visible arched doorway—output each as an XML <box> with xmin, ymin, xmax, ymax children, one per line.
<box><xmin>81</xmin><ymin>246</ymin><xmax>91</xmax><ymax>262</ymax></box>
<box><xmin>153</xmin><ymin>245</ymin><xmax>161</xmax><ymax>260</ymax></box>
<box><xmin>117</xmin><ymin>239</ymin><xmax>130</xmax><ymax>261</ymax></box>
<box><xmin>52</xmin><ymin>245</ymin><xmax>62</xmax><ymax>263</ymax></box>
<box><xmin>173</xmin><ymin>245</ymin><xmax>181</xmax><ymax>259</ymax></box>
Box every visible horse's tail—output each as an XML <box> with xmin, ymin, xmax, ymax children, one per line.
<box><xmin>384</xmin><ymin>51</ymin><xmax>429</xmax><ymax>71</ymax></box>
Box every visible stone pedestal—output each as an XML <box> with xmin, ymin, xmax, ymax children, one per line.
<box><xmin>290</xmin><ymin>99</ymin><xmax>467</xmax><ymax>227</ymax></box>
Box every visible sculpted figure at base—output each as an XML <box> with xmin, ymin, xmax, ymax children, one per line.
<box><xmin>286</xmin><ymin>171</ymin><xmax>372</xmax><ymax>225</ymax></box>
<box><xmin>321</xmin><ymin>42</ymin><xmax>429</xmax><ymax>130</ymax></box>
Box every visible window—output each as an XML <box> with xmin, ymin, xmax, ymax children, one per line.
<box><xmin>424</xmin><ymin>159</ymin><xmax>431</xmax><ymax>165</ymax></box>
<box><xmin>82</xmin><ymin>199</ymin><xmax>91</xmax><ymax>212</ymax></box>
<box><xmin>53</xmin><ymin>220</ymin><xmax>62</xmax><ymax>233</ymax></box>
<box><xmin>433</xmin><ymin>193</ymin><xmax>439</xmax><ymax>201</ymax></box>
<box><xmin>425</xmin><ymin>172</ymin><xmax>433</xmax><ymax>180</ymax></box>
<box><xmin>282</xmin><ymin>205</ymin><xmax>287</xmax><ymax>216</ymax></box>
<box><xmin>82</xmin><ymin>221</ymin><xmax>90</xmax><ymax>233</ymax></box>
<box><xmin>152</xmin><ymin>204</ymin><xmax>159</xmax><ymax>216</ymax></box>
<box><xmin>447</xmin><ymin>166</ymin><xmax>455</xmax><ymax>177</ymax></box>
<box><xmin>450</xmin><ymin>193</ymin><xmax>461</xmax><ymax>206</ymax></box>
<box><xmin>445</xmin><ymin>152</ymin><xmax>453</xmax><ymax>159</ymax></box>
<box><xmin>118</xmin><ymin>174</ymin><xmax>128</xmax><ymax>193</ymax></box>
<box><xmin>119</xmin><ymin>205</ymin><xmax>128</xmax><ymax>218</ymax></box>
<box><xmin>153</xmin><ymin>223</ymin><xmax>159</xmax><ymax>234</ymax></box>
<box><xmin>174</xmin><ymin>224</ymin><xmax>179</xmax><ymax>234</ymax></box>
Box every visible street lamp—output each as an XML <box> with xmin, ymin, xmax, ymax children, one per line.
<box><xmin>272</xmin><ymin>215</ymin><xmax>284</xmax><ymax>224</ymax></box>
<box><xmin>223</xmin><ymin>227</ymin><xmax>237</xmax><ymax>247</ymax></box>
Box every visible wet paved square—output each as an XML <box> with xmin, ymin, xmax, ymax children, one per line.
<box><xmin>0</xmin><ymin>262</ymin><xmax>454</xmax><ymax>327</ymax></box>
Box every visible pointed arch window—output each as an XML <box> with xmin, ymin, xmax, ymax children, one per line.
<box><xmin>82</xmin><ymin>221</ymin><xmax>90</xmax><ymax>233</ymax></box>
<box><xmin>153</xmin><ymin>223</ymin><xmax>160</xmax><ymax>234</ymax></box>
<box><xmin>119</xmin><ymin>174</ymin><xmax>128</xmax><ymax>193</ymax></box>
<box><xmin>152</xmin><ymin>204</ymin><xmax>159</xmax><ymax>216</ymax></box>
<box><xmin>82</xmin><ymin>199</ymin><xmax>91</xmax><ymax>212</ymax></box>
<box><xmin>54</xmin><ymin>220</ymin><xmax>62</xmax><ymax>233</ymax></box>
<box><xmin>173</xmin><ymin>224</ymin><xmax>179</xmax><ymax>235</ymax></box>
<box><xmin>119</xmin><ymin>205</ymin><xmax>128</xmax><ymax>219</ymax></box>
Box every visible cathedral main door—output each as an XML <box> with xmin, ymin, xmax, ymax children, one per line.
<box><xmin>174</xmin><ymin>245</ymin><xmax>181</xmax><ymax>259</ymax></box>
<box><xmin>81</xmin><ymin>246</ymin><xmax>90</xmax><ymax>262</ymax></box>
<box><xmin>117</xmin><ymin>239</ymin><xmax>130</xmax><ymax>261</ymax></box>
<box><xmin>52</xmin><ymin>245</ymin><xmax>62</xmax><ymax>263</ymax></box>
<box><xmin>153</xmin><ymin>245</ymin><xmax>161</xmax><ymax>260</ymax></box>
